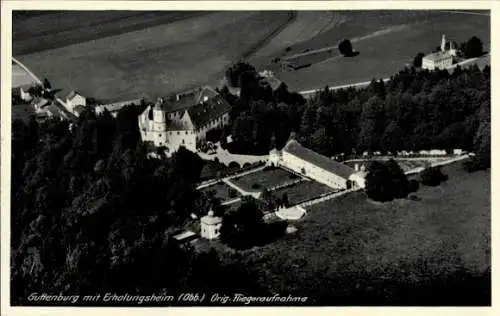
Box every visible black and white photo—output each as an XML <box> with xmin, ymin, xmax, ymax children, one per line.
<box><xmin>1</xmin><ymin>1</ymin><xmax>494</xmax><ymax>311</ymax></box>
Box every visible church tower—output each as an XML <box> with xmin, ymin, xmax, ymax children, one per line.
<box><xmin>441</xmin><ymin>34</ymin><xmax>446</xmax><ymax>52</ymax></box>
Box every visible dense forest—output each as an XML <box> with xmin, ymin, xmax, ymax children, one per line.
<box><xmin>221</xmin><ymin>62</ymin><xmax>490</xmax><ymax>169</ymax></box>
<box><xmin>10</xmin><ymin>106</ymin><xmax>265</xmax><ymax>305</ymax></box>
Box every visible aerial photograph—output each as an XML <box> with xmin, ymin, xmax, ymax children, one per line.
<box><xmin>8</xmin><ymin>8</ymin><xmax>490</xmax><ymax>307</ymax></box>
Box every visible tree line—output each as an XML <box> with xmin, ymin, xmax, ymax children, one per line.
<box><xmin>11</xmin><ymin>105</ymin><xmax>266</xmax><ymax>304</ymax></box>
<box><xmin>221</xmin><ymin>61</ymin><xmax>490</xmax><ymax>169</ymax></box>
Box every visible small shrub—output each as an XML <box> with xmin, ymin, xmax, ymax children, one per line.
<box><xmin>464</xmin><ymin>156</ymin><xmax>490</xmax><ymax>173</ymax></box>
<box><xmin>228</xmin><ymin>161</ymin><xmax>240</xmax><ymax>169</ymax></box>
<box><xmin>251</xmin><ymin>183</ymin><xmax>261</xmax><ymax>189</ymax></box>
<box><xmin>288</xmin><ymin>173</ymin><xmax>299</xmax><ymax>180</ymax></box>
<box><xmin>338</xmin><ymin>39</ymin><xmax>354</xmax><ymax>56</ymax></box>
<box><xmin>409</xmin><ymin>179</ymin><xmax>420</xmax><ymax>193</ymax></box>
<box><xmin>365</xmin><ymin>160</ymin><xmax>410</xmax><ymax>202</ymax></box>
<box><xmin>408</xmin><ymin>194</ymin><xmax>421</xmax><ymax>201</ymax></box>
<box><xmin>420</xmin><ymin>167</ymin><xmax>448</xmax><ymax>186</ymax></box>
<box><xmin>228</xmin><ymin>188</ymin><xmax>238</xmax><ymax>198</ymax></box>
<box><xmin>243</xmin><ymin>162</ymin><xmax>251</xmax><ymax>168</ymax></box>
<box><xmin>206</xmin><ymin>128</ymin><xmax>223</xmax><ymax>143</ymax></box>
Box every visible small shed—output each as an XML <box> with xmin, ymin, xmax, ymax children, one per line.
<box><xmin>173</xmin><ymin>230</ymin><xmax>198</xmax><ymax>244</ymax></box>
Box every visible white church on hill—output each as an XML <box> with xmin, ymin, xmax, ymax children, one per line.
<box><xmin>422</xmin><ymin>34</ymin><xmax>458</xmax><ymax>71</ymax></box>
<box><xmin>269</xmin><ymin>139</ymin><xmax>366</xmax><ymax>189</ymax></box>
<box><xmin>138</xmin><ymin>86</ymin><xmax>231</xmax><ymax>155</ymax></box>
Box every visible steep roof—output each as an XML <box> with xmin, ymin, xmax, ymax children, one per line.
<box><xmin>201</xmin><ymin>214</ymin><xmax>222</xmax><ymax>225</ymax></box>
<box><xmin>282</xmin><ymin>140</ymin><xmax>355</xmax><ymax>179</ymax></box>
<box><xmin>423</xmin><ymin>51</ymin><xmax>453</xmax><ymax>62</ymax></box>
<box><xmin>265</xmin><ymin>76</ymin><xmax>283</xmax><ymax>90</ymax></box>
<box><xmin>19</xmin><ymin>84</ymin><xmax>34</xmax><ymax>91</ymax></box>
<box><xmin>186</xmin><ymin>95</ymin><xmax>230</xmax><ymax>128</ymax></box>
<box><xmin>45</xmin><ymin>105</ymin><xmax>62</xmax><ymax>117</ymax></box>
<box><xmin>66</xmin><ymin>90</ymin><xmax>84</xmax><ymax>101</ymax></box>
<box><xmin>102</xmin><ymin>98</ymin><xmax>143</xmax><ymax>112</ymax></box>
<box><xmin>34</xmin><ymin>98</ymin><xmax>50</xmax><ymax>109</ymax></box>
<box><xmin>166</xmin><ymin>86</ymin><xmax>219</xmax><ymax>113</ymax></box>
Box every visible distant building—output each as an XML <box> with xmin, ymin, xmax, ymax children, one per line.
<box><xmin>173</xmin><ymin>230</ymin><xmax>198</xmax><ymax>245</ymax></box>
<box><xmin>34</xmin><ymin>103</ymin><xmax>65</xmax><ymax>122</ymax></box>
<box><xmin>33</xmin><ymin>98</ymin><xmax>50</xmax><ymax>111</ymax></box>
<box><xmin>65</xmin><ymin>91</ymin><xmax>86</xmax><ymax>114</ymax></box>
<box><xmin>422</xmin><ymin>34</ymin><xmax>456</xmax><ymax>70</ymax></box>
<box><xmin>95</xmin><ymin>98</ymin><xmax>144</xmax><ymax>118</ymax></box>
<box><xmin>19</xmin><ymin>84</ymin><xmax>34</xmax><ymax>102</ymax></box>
<box><xmin>138</xmin><ymin>86</ymin><xmax>231</xmax><ymax>155</ymax></box>
<box><xmin>269</xmin><ymin>139</ymin><xmax>366</xmax><ymax>189</ymax></box>
<box><xmin>258</xmin><ymin>70</ymin><xmax>284</xmax><ymax>91</ymax></box>
<box><xmin>422</xmin><ymin>52</ymin><xmax>453</xmax><ymax>70</ymax></box>
<box><xmin>200</xmin><ymin>210</ymin><xmax>222</xmax><ymax>240</ymax></box>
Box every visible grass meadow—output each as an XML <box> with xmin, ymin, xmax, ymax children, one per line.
<box><xmin>13</xmin><ymin>11</ymin><xmax>489</xmax><ymax>101</ymax></box>
<box><xmin>14</xmin><ymin>11</ymin><xmax>293</xmax><ymax>103</ymax></box>
<box><xmin>272</xmin><ymin>180</ymin><xmax>334</xmax><ymax>205</ymax></box>
<box><xmin>199</xmin><ymin>182</ymin><xmax>240</xmax><ymax>204</ymax></box>
<box><xmin>230</xmin><ymin>168</ymin><xmax>296</xmax><ymax>193</ymax></box>
<box><xmin>270</xmin><ymin>11</ymin><xmax>490</xmax><ymax>91</ymax></box>
<box><xmin>222</xmin><ymin>161</ymin><xmax>490</xmax><ymax>305</ymax></box>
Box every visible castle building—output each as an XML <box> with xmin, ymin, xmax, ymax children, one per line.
<box><xmin>422</xmin><ymin>34</ymin><xmax>456</xmax><ymax>71</ymax></box>
<box><xmin>138</xmin><ymin>86</ymin><xmax>231</xmax><ymax>155</ymax></box>
<box><xmin>269</xmin><ymin>139</ymin><xmax>366</xmax><ymax>190</ymax></box>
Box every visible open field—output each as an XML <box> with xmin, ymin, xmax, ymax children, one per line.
<box><xmin>225</xmin><ymin>161</ymin><xmax>490</xmax><ymax>305</ymax></box>
<box><xmin>13</xmin><ymin>11</ymin><xmax>489</xmax><ymax>102</ymax></box>
<box><xmin>199</xmin><ymin>182</ymin><xmax>240</xmax><ymax>203</ymax></box>
<box><xmin>269</xmin><ymin>11</ymin><xmax>490</xmax><ymax>92</ymax></box>
<box><xmin>12</xmin><ymin>11</ymin><xmax>211</xmax><ymax>56</ymax></box>
<box><xmin>272</xmin><ymin>180</ymin><xmax>334</xmax><ymax>205</ymax></box>
<box><xmin>229</xmin><ymin>167</ymin><xmax>296</xmax><ymax>193</ymax></box>
<box><xmin>12</xmin><ymin>63</ymin><xmax>36</xmax><ymax>88</ymax></box>
<box><xmin>14</xmin><ymin>11</ymin><xmax>293</xmax><ymax>103</ymax></box>
<box><xmin>250</xmin><ymin>11</ymin><xmax>347</xmax><ymax>60</ymax></box>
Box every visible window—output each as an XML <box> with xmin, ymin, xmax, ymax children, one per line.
<box><xmin>182</xmin><ymin>139</ymin><xmax>185</xmax><ymax>144</ymax></box>
<box><xmin>214</xmin><ymin>228</ymin><xmax>219</xmax><ymax>235</ymax></box>
<box><xmin>185</xmin><ymin>131</ymin><xmax>188</xmax><ymax>135</ymax></box>
<box><xmin>177</xmin><ymin>131</ymin><xmax>180</xmax><ymax>135</ymax></box>
<box><xmin>159</xmin><ymin>134</ymin><xmax>162</xmax><ymax>137</ymax></box>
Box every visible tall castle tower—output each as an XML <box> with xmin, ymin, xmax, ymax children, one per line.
<box><xmin>152</xmin><ymin>98</ymin><xmax>167</xmax><ymax>147</ymax></box>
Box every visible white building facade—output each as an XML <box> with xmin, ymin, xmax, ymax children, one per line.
<box><xmin>200</xmin><ymin>211</ymin><xmax>222</xmax><ymax>240</ymax></box>
<box><xmin>138</xmin><ymin>87</ymin><xmax>231</xmax><ymax>155</ymax></box>
<box><xmin>269</xmin><ymin>140</ymin><xmax>366</xmax><ymax>190</ymax></box>
<box><xmin>65</xmin><ymin>91</ymin><xmax>86</xmax><ymax>114</ymax></box>
<box><xmin>422</xmin><ymin>34</ymin><xmax>456</xmax><ymax>71</ymax></box>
